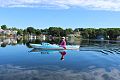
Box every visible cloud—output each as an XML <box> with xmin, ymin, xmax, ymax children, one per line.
<box><xmin>0</xmin><ymin>0</ymin><xmax>120</xmax><ymax>11</ymax></box>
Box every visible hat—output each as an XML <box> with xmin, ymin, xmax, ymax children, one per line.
<box><xmin>61</xmin><ymin>37</ymin><xmax>65</xmax><ymax>39</ymax></box>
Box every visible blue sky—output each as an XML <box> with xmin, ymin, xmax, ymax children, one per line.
<box><xmin>0</xmin><ymin>0</ymin><xmax>120</xmax><ymax>29</ymax></box>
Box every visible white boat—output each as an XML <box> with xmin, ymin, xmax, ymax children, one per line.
<box><xmin>30</xmin><ymin>43</ymin><xmax>80</xmax><ymax>50</ymax></box>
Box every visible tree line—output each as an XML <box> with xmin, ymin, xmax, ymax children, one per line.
<box><xmin>0</xmin><ymin>25</ymin><xmax>73</xmax><ymax>37</ymax></box>
<box><xmin>0</xmin><ymin>25</ymin><xmax>120</xmax><ymax>40</ymax></box>
<box><xmin>75</xmin><ymin>28</ymin><xmax>120</xmax><ymax>40</ymax></box>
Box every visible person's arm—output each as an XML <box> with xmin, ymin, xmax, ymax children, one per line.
<box><xmin>60</xmin><ymin>40</ymin><xmax>63</xmax><ymax>45</ymax></box>
<box><xmin>64</xmin><ymin>40</ymin><xmax>66</xmax><ymax>46</ymax></box>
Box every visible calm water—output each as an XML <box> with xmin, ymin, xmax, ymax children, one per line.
<box><xmin>0</xmin><ymin>39</ymin><xmax>120</xmax><ymax>80</ymax></box>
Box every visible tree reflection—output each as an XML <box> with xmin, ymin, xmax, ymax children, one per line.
<box><xmin>1</xmin><ymin>43</ymin><xmax>7</xmax><ymax>47</ymax></box>
<box><xmin>0</xmin><ymin>38</ymin><xmax>120</xmax><ymax>56</ymax></box>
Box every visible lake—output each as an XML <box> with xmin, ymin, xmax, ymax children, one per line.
<box><xmin>0</xmin><ymin>38</ymin><xmax>120</xmax><ymax>80</ymax></box>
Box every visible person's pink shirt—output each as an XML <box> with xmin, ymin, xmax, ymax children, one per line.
<box><xmin>60</xmin><ymin>40</ymin><xmax>66</xmax><ymax>49</ymax></box>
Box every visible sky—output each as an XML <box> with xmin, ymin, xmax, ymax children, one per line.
<box><xmin>0</xmin><ymin>0</ymin><xmax>120</xmax><ymax>29</ymax></box>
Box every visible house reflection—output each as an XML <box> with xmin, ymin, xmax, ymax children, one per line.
<box><xmin>0</xmin><ymin>38</ymin><xmax>17</xmax><ymax>47</ymax></box>
<box><xmin>0</xmin><ymin>38</ymin><xmax>42</xmax><ymax>48</ymax></box>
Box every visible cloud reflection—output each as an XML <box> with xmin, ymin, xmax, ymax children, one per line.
<box><xmin>0</xmin><ymin>64</ymin><xmax>120</xmax><ymax>80</ymax></box>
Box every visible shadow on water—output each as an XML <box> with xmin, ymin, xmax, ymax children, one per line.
<box><xmin>29</xmin><ymin>48</ymin><xmax>67</xmax><ymax>61</ymax></box>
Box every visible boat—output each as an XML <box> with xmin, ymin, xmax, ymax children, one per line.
<box><xmin>30</xmin><ymin>43</ymin><xmax>80</xmax><ymax>50</ymax></box>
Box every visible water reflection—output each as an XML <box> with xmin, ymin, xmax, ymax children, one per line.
<box><xmin>29</xmin><ymin>48</ymin><xmax>61</xmax><ymax>53</ymax></box>
<box><xmin>0</xmin><ymin>64</ymin><xmax>120</xmax><ymax>80</ymax></box>
<box><xmin>0</xmin><ymin>38</ymin><xmax>43</xmax><ymax>48</ymax></box>
<box><xmin>30</xmin><ymin>48</ymin><xmax>67</xmax><ymax>60</ymax></box>
<box><xmin>0</xmin><ymin>38</ymin><xmax>120</xmax><ymax>80</ymax></box>
<box><xmin>60</xmin><ymin>51</ymin><xmax>66</xmax><ymax>60</ymax></box>
<box><xmin>80</xmin><ymin>46</ymin><xmax>120</xmax><ymax>55</ymax></box>
<box><xmin>0</xmin><ymin>38</ymin><xmax>120</xmax><ymax>55</ymax></box>
<box><xmin>0</xmin><ymin>38</ymin><xmax>17</xmax><ymax>47</ymax></box>
<box><xmin>0</xmin><ymin>38</ymin><xmax>120</xmax><ymax>47</ymax></box>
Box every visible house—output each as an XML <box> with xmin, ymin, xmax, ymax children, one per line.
<box><xmin>73</xmin><ymin>31</ymin><xmax>81</xmax><ymax>38</ymax></box>
<box><xmin>11</xmin><ymin>30</ymin><xmax>18</xmax><ymax>36</ymax></box>
<box><xmin>67</xmin><ymin>31</ymin><xmax>81</xmax><ymax>38</ymax></box>
<box><xmin>40</xmin><ymin>34</ymin><xmax>46</xmax><ymax>41</ymax></box>
<box><xmin>117</xmin><ymin>36</ymin><xmax>120</xmax><ymax>40</ymax></box>
<box><xmin>4</xmin><ymin>30</ymin><xmax>11</xmax><ymax>35</ymax></box>
<box><xmin>29</xmin><ymin>34</ymin><xmax>36</xmax><ymax>40</ymax></box>
<box><xmin>0</xmin><ymin>29</ymin><xmax>17</xmax><ymax>37</ymax></box>
<box><xmin>0</xmin><ymin>28</ymin><xmax>4</xmax><ymax>35</ymax></box>
<box><xmin>67</xmin><ymin>31</ymin><xmax>81</xmax><ymax>44</ymax></box>
<box><xmin>97</xmin><ymin>35</ymin><xmax>105</xmax><ymax>40</ymax></box>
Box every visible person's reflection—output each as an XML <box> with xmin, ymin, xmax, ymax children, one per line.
<box><xmin>30</xmin><ymin>48</ymin><xmax>40</xmax><ymax>52</ymax></box>
<box><xmin>60</xmin><ymin>51</ymin><xmax>66</xmax><ymax>60</ymax></box>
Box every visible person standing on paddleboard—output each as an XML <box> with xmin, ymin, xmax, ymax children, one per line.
<box><xmin>60</xmin><ymin>37</ymin><xmax>66</xmax><ymax>49</ymax></box>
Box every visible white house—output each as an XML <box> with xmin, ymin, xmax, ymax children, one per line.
<box><xmin>0</xmin><ymin>28</ymin><xmax>4</xmax><ymax>34</ymax></box>
<box><xmin>0</xmin><ymin>29</ymin><xmax>17</xmax><ymax>37</ymax></box>
<box><xmin>117</xmin><ymin>36</ymin><xmax>120</xmax><ymax>40</ymax></box>
<box><xmin>3</xmin><ymin>30</ymin><xmax>11</xmax><ymax>35</ymax></box>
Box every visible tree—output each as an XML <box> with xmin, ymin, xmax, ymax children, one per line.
<box><xmin>23</xmin><ymin>29</ymin><xmax>28</xmax><ymax>35</ymax></box>
<box><xmin>106</xmin><ymin>28</ymin><xmax>120</xmax><ymax>40</ymax></box>
<box><xmin>1</xmin><ymin>25</ymin><xmax>7</xmax><ymax>30</ymax></box>
<box><xmin>11</xmin><ymin>27</ymin><xmax>18</xmax><ymax>31</ymax></box>
<box><xmin>81</xmin><ymin>31</ymin><xmax>89</xmax><ymax>39</ymax></box>
<box><xmin>17</xmin><ymin>29</ymin><xmax>23</xmax><ymax>35</ymax></box>
<box><xmin>26</xmin><ymin>27</ymin><xmax>35</xmax><ymax>34</ymax></box>
<box><xmin>65</xmin><ymin>28</ymin><xmax>73</xmax><ymax>36</ymax></box>
<box><xmin>35</xmin><ymin>29</ymin><xmax>41</xmax><ymax>35</ymax></box>
<box><xmin>74</xmin><ymin>28</ymin><xmax>84</xmax><ymax>32</ymax></box>
<box><xmin>48</xmin><ymin>27</ymin><xmax>64</xmax><ymax>37</ymax></box>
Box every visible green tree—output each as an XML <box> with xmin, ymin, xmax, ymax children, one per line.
<box><xmin>1</xmin><ymin>25</ymin><xmax>7</xmax><ymax>30</ymax></box>
<box><xmin>23</xmin><ymin>29</ymin><xmax>28</xmax><ymax>35</ymax></box>
<box><xmin>74</xmin><ymin>28</ymin><xmax>84</xmax><ymax>32</ymax></box>
<box><xmin>65</xmin><ymin>28</ymin><xmax>73</xmax><ymax>36</ymax></box>
<box><xmin>27</xmin><ymin>27</ymin><xmax>35</xmax><ymax>34</ymax></box>
<box><xmin>35</xmin><ymin>29</ymin><xmax>41</xmax><ymax>35</ymax></box>
<box><xmin>107</xmin><ymin>28</ymin><xmax>120</xmax><ymax>40</ymax></box>
<box><xmin>17</xmin><ymin>29</ymin><xmax>23</xmax><ymax>35</ymax></box>
<box><xmin>11</xmin><ymin>27</ymin><xmax>18</xmax><ymax>31</ymax></box>
<box><xmin>48</xmin><ymin>27</ymin><xmax>64</xmax><ymax>37</ymax></box>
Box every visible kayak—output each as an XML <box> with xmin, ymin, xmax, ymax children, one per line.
<box><xmin>30</xmin><ymin>43</ymin><xmax>80</xmax><ymax>50</ymax></box>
